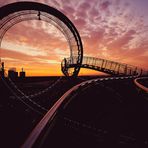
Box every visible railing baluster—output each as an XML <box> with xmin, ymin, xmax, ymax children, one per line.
<box><xmin>62</xmin><ymin>56</ymin><xmax>148</xmax><ymax>76</ymax></box>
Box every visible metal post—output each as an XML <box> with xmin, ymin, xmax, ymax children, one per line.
<box><xmin>104</xmin><ymin>60</ymin><xmax>107</xmax><ymax>69</ymax></box>
<box><xmin>109</xmin><ymin>62</ymin><xmax>113</xmax><ymax>70</ymax></box>
<box><xmin>114</xmin><ymin>63</ymin><xmax>118</xmax><ymax>73</ymax></box>
<box><xmin>94</xmin><ymin>58</ymin><xmax>97</xmax><ymax>66</ymax></box>
<box><xmin>134</xmin><ymin>67</ymin><xmax>137</xmax><ymax>75</ymax></box>
<box><xmin>117</xmin><ymin>64</ymin><xmax>120</xmax><ymax>74</ymax></box>
<box><xmin>101</xmin><ymin>59</ymin><xmax>104</xmax><ymax>69</ymax></box>
<box><xmin>124</xmin><ymin>65</ymin><xmax>127</xmax><ymax>75</ymax></box>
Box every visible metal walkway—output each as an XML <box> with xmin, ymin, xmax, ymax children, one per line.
<box><xmin>61</xmin><ymin>56</ymin><xmax>148</xmax><ymax>76</ymax></box>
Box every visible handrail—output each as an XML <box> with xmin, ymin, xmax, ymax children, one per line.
<box><xmin>61</xmin><ymin>56</ymin><xmax>148</xmax><ymax>76</ymax></box>
<box><xmin>134</xmin><ymin>77</ymin><xmax>148</xmax><ymax>93</ymax></box>
<box><xmin>21</xmin><ymin>75</ymin><xmax>137</xmax><ymax>148</ymax></box>
<box><xmin>21</xmin><ymin>81</ymin><xmax>83</xmax><ymax>148</ymax></box>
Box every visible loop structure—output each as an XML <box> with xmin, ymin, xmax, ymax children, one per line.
<box><xmin>0</xmin><ymin>1</ymin><xmax>83</xmax><ymax>77</ymax></box>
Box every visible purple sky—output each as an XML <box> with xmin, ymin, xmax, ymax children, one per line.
<box><xmin>0</xmin><ymin>0</ymin><xmax>148</xmax><ymax>75</ymax></box>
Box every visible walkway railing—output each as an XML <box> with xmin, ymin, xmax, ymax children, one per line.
<box><xmin>61</xmin><ymin>56</ymin><xmax>148</xmax><ymax>76</ymax></box>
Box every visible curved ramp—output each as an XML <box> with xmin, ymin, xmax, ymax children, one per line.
<box><xmin>134</xmin><ymin>77</ymin><xmax>148</xmax><ymax>93</ymax></box>
<box><xmin>0</xmin><ymin>1</ymin><xmax>83</xmax><ymax>77</ymax></box>
<box><xmin>62</xmin><ymin>56</ymin><xmax>148</xmax><ymax>76</ymax></box>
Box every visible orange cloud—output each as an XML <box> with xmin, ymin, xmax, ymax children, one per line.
<box><xmin>0</xmin><ymin>0</ymin><xmax>148</xmax><ymax>76</ymax></box>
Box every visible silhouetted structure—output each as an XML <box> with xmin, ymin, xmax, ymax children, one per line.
<box><xmin>8</xmin><ymin>68</ymin><xmax>18</xmax><ymax>79</ymax></box>
<box><xmin>20</xmin><ymin>68</ymin><xmax>25</xmax><ymax>78</ymax></box>
<box><xmin>62</xmin><ymin>56</ymin><xmax>148</xmax><ymax>76</ymax></box>
<box><xmin>0</xmin><ymin>61</ymin><xmax>5</xmax><ymax>77</ymax></box>
<box><xmin>0</xmin><ymin>1</ymin><xmax>83</xmax><ymax>77</ymax></box>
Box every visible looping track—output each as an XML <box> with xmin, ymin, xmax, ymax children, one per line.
<box><xmin>0</xmin><ymin>2</ymin><xmax>148</xmax><ymax>147</ymax></box>
<box><xmin>22</xmin><ymin>75</ymin><xmax>146</xmax><ymax>148</ymax></box>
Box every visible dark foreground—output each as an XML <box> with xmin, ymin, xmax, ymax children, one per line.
<box><xmin>0</xmin><ymin>76</ymin><xmax>98</xmax><ymax>147</ymax></box>
<box><xmin>0</xmin><ymin>76</ymin><xmax>148</xmax><ymax>148</ymax></box>
<box><xmin>31</xmin><ymin>77</ymin><xmax>148</xmax><ymax>148</ymax></box>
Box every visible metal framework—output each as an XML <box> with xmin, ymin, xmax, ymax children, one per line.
<box><xmin>0</xmin><ymin>1</ymin><xmax>83</xmax><ymax>77</ymax></box>
<box><xmin>62</xmin><ymin>56</ymin><xmax>148</xmax><ymax>76</ymax></box>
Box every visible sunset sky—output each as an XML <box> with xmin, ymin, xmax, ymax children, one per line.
<box><xmin>0</xmin><ymin>0</ymin><xmax>148</xmax><ymax>76</ymax></box>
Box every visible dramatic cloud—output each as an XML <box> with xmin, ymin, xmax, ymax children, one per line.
<box><xmin>0</xmin><ymin>0</ymin><xmax>148</xmax><ymax>76</ymax></box>
<box><xmin>100</xmin><ymin>1</ymin><xmax>111</xmax><ymax>10</ymax></box>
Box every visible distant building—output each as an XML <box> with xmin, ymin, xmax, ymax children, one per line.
<box><xmin>20</xmin><ymin>68</ymin><xmax>26</xmax><ymax>78</ymax></box>
<box><xmin>8</xmin><ymin>68</ymin><xmax>18</xmax><ymax>79</ymax></box>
